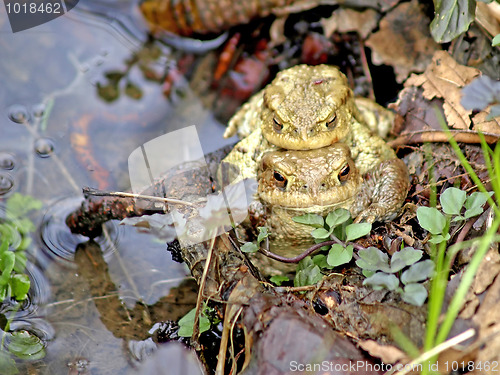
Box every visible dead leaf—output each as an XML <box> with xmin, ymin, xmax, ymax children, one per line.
<box><xmin>358</xmin><ymin>340</ymin><xmax>408</xmax><ymax>364</ymax></box>
<box><xmin>405</xmin><ymin>51</ymin><xmax>500</xmax><ymax>136</ymax></box>
<box><xmin>365</xmin><ymin>0</ymin><xmax>440</xmax><ymax>83</ymax></box>
<box><xmin>321</xmin><ymin>8</ymin><xmax>379</xmax><ymax>39</ymax></box>
<box><xmin>405</xmin><ymin>51</ymin><xmax>480</xmax><ymax>130</ymax></box>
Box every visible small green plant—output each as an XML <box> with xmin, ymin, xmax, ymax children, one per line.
<box><xmin>294</xmin><ymin>209</ymin><xmax>371</xmax><ymax>268</ymax></box>
<box><xmin>356</xmin><ymin>247</ymin><xmax>434</xmax><ymax>306</ymax></box>
<box><xmin>178</xmin><ymin>305</ymin><xmax>221</xmax><ymax>337</ymax></box>
<box><xmin>0</xmin><ymin>193</ymin><xmax>42</xmax><ymax>302</ymax></box>
<box><xmin>417</xmin><ymin>187</ymin><xmax>492</xmax><ymax>245</ymax></box>
<box><xmin>292</xmin><ymin>209</ymin><xmax>371</xmax><ymax>287</ymax></box>
<box><xmin>240</xmin><ymin>227</ymin><xmax>269</xmax><ymax>254</ymax></box>
<box><xmin>0</xmin><ymin>193</ymin><xmax>44</xmax><ymax>374</ymax></box>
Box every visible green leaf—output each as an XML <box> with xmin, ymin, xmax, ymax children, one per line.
<box><xmin>6</xmin><ymin>193</ymin><xmax>42</xmax><ymax>220</ymax></box>
<box><xmin>270</xmin><ymin>275</ymin><xmax>289</xmax><ymax>286</ymax></box>
<box><xmin>363</xmin><ymin>272</ymin><xmax>399</xmax><ymax>291</ymax></box>
<box><xmin>294</xmin><ymin>258</ymin><xmax>323</xmax><ymax>287</ymax></box>
<box><xmin>13</xmin><ymin>252</ymin><xmax>27</xmax><ymax>274</ymax></box>
<box><xmin>416</xmin><ymin>206</ymin><xmax>447</xmax><ymax>235</ymax></box>
<box><xmin>362</xmin><ymin>269</ymin><xmax>375</xmax><ymax>278</ymax></box>
<box><xmin>428</xmin><ymin>233</ymin><xmax>451</xmax><ymax>244</ymax></box>
<box><xmin>0</xmin><ymin>238</ymin><xmax>8</xmax><ymax>254</ymax></box>
<box><xmin>493</xmin><ymin>33</ymin><xmax>500</xmax><ymax>47</ymax></box>
<box><xmin>464</xmin><ymin>206</ymin><xmax>484</xmax><ymax>219</ymax></box>
<box><xmin>401</xmin><ymin>260</ymin><xmax>435</xmax><ymax>284</ymax></box>
<box><xmin>356</xmin><ymin>247</ymin><xmax>390</xmax><ymax>273</ymax></box>
<box><xmin>0</xmin><ymin>284</ymin><xmax>9</xmax><ymax>301</ymax></box>
<box><xmin>0</xmin><ymin>351</ymin><xmax>19</xmax><ymax>375</ymax></box>
<box><xmin>327</xmin><ymin>244</ymin><xmax>353</xmax><ymax>268</ymax></box>
<box><xmin>311</xmin><ymin>227</ymin><xmax>332</xmax><ymax>240</ymax></box>
<box><xmin>292</xmin><ymin>213</ymin><xmax>324</xmax><ymax>228</ymax></box>
<box><xmin>401</xmin><ymin>283</ymin><xmax>428</xmax><ymax>306</ymax></box>
<box><xmin>0</xmin><ymin>251</ymin><xmax>16</xmax><ymax>285</ymax></box>
<box><xmin>312</xmin><ymin>254</ymin><xmax>330</xmax><ymax>269</ymax></box>
<box><xmin>440</xmin><ymin>187</ymin><xmax>466</xmax><ymax>216</ymax></box>
<box><xmin>465</xmin><ymin>191</ymin><xmax>492</xmax><ymax>210</ymax></box>
<box><xmin>11</xmin><ymin>274</ymin><xmax>30</xmax><ymax>301</ymax></box>
<box><xmin>345</xmin><ymin>222</ymin><xmax>371</xmax><ymax>242</ymax></box>
<box><xmin>256</xmin><ymin>227</ymin><xmax>269</xmax><ymax>244</ymax></box>
<box><xmin>430</xmin><ymin>0</ymin><xmax>475</xmax><ymax>43</ymax></box>
<box><xmin>178</xmin><ymin>308</ymin><xmax>211</xmax><ymax>337</ymax></box>
<box><xmin>390</xmin><ymin>247</ymin><xmax>423</xmax><ymax>273</ymax></box>
<box><xmin>8</xmin><ymin>330</ymin><xmax>46</xmax><ymax>360</ymax></box>
<box><xmin>325</xmin><ymin>209</ymin><xmax>350</xmax><ymax>229</ymax></box>
<box><xmin>240</xmin><ymin>242</ymin><xmax>259</xmax><ymax>253</ymax></box>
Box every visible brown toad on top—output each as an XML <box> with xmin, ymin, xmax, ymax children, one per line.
<box><xmin>222</xmin><ymin>64</ymin><xmax>409</xmax><ymax>224</ymax></box>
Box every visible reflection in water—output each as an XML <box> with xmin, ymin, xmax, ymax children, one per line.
<box><xmin>0</xmin><ymin>0</ymin><xmax>233</xmax><ymax>372</ymax></box>
<box><xmin>39</xmin><ymin>196</ymin><xmax>121</xmax><ymax>264</ymax></box>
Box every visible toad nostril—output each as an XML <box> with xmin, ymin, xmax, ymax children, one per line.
<box><xmin>303</xmin><ymin>185</ymin><xmax>308</xmax><ymax>189</ymax></box>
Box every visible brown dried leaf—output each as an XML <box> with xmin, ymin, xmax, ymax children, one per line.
<box><xmin>405</xmin><ymin>51</ymin><xmax>500</xmax><ymax>137</ymax></box>
<box><xmin>365</xmin><ymin>0</ymin><xmax>440</xmax><ymax>83</ymax></box>
<box><xmin>358</xmin><ymin>340</ymin><xmax>408</xmax><ymax>364</ymax></box>
<box><xmin>405</xmin><ymin>51</ymin><xmax>480</xmax><ymax>130</ymax></box>
<box><xmin>469</xmin><ymin>259</ymin><xmax>500</xmax><ymax>374</ymax></box>
<box><xmin>321</xmin><ymin>8</ymin><xmax>379</xmax><ymax>39</ymax></box>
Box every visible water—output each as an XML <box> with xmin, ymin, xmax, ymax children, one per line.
<box><xmin>0</xmin><ymin>1</ymin><xmax>234</xmax><ymax>373</ymax></box>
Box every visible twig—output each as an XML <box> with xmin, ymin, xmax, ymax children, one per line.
<box><xmin>83</xmin><ymin>187</ymin><xmax>195</xmax><ymax>206</ymax></box>
<box><xmin>192</xmin><ymin>233</ymin><xmax>217</xmax><ymax>347</ymax></box>
<box><xmin>258</xmin><ymin>234</ymin><xmax>364</xmax><ymax>263</ymax></box>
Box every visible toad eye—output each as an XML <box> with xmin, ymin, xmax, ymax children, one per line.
<box><xmin>326</xmin><ymin>114</ymin><xmax>337</xmax><ymax>129</ymax></box>
<box><xmin>273</xmin><ymin>117</ymin><xmax>283</xmax><ymax>133</ymax></box>
<box><xmin>273</xmin><ymin>171</ymin><xmax>288</xmax><ymax>190</ymax></box>
<box><xmin>338</xmin><ymin>163</ymin><xmax>350</xmax><ymax>182</ymax></box>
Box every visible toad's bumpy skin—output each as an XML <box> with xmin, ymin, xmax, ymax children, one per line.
<box><xmin>222</xmin><ymin>65</ymin><xmax>409</xmax><ymax>271</ymax></box>
<box><xmin>255</xmin><ymin>144</ymin><xmax>362</xmax><ymax>257</ymax></box>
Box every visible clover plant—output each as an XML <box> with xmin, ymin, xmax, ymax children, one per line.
<box><xmin>356</xmin><ymin>247</ymin><xmax>434</xmax><ymax>306</ymax></box>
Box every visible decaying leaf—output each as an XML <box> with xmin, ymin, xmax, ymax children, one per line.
<box><xmin>365</xmin><ymin>0</ymin><xmax>440</xmax><ymax>83</ymax></box>
<box><xmin>405</xmin><ymin>50</ymin><xmax>500</xmax><ymax>136</ymax></box>
<box><xmin>321</xmin><ymin>8</ymin><xmax>379</xmax><ymax>39</ymax></box>
<box><xmin>358</xmin><ymin>340</ymin><xmax>408</xmax><ymax>364</ymax></box>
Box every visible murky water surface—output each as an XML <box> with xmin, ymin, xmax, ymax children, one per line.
<box><xmin>0</xmin><ymin>1</ymin><xmax>232</xmax><ymax>373</ymax></box>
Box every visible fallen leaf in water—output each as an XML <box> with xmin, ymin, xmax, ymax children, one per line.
<box><xmin>366</xmin><ymin>0</ymin><xmax>440</xmax><ymax>83</ymax></box>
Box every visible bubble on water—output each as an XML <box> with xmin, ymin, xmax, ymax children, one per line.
<box><xmin>80</xmin><ymin>63</ymin><xmax>90</xmax><ymax>73</ymax></box>
<box><xmin>0</xmin><ymin>153</ymin><xmax>16</xmax><ymax>170</ymax></box>
<box><xmin>0</xmin><ymin>173</ymin><xmax>14</xmax><ymax>195</ymax></box>
<box><xmin>94</xmin><ymin>57</ymin><xmax>105</xmax><ymax>66</ymax></box>
<box><xmin>34</xmin><ymin>138</ymin><xmax>55</xmax><ymax>158</ymax></box>
<box><xmin>8</xmin><ymin>104</ymin><xmax>30</xmax><ymax>124</ymax></box>
<box><xmin>32</xmin><ymin>103</ymin><xmax>46</xmax><ymax>118</ymax></box>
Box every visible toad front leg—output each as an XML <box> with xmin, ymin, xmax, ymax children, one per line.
<box><xmin>351</xmin><ymin>159</ymin><xmax>409</xmax><ymax>223</ymax></box>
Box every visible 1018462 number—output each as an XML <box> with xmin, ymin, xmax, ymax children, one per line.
<box><xmin>5</xmin><ymin>2</ymin><xmax>61</xmax><ymax>14</ymax></box>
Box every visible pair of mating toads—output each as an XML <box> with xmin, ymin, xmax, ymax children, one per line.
<box><xmin>221</xmin><ymin>65</ymin><xmax>409</xmax><ymax>270</ymax></box>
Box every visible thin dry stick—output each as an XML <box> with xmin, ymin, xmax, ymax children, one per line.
<box><xmin>192</xmin><ymin>233</ymin><xmax>217</xmax><ymax>347</ymax></box>
<box><xmin>83</xmin><ymin>187</ymin><xmax>195</xmax><ymax>206</ymax></box>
